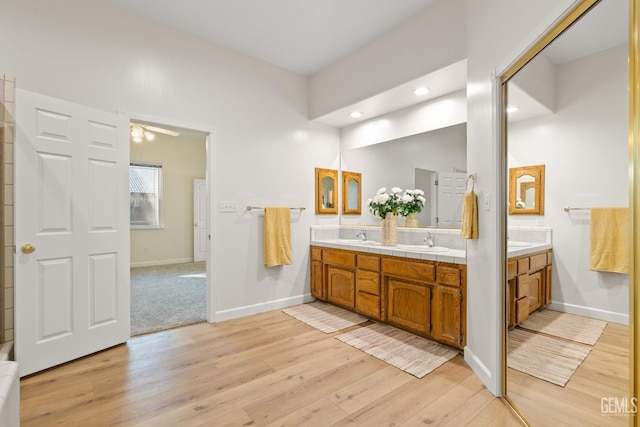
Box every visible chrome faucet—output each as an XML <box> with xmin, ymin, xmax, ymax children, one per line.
<box><xmin>424</xmin><ymin>232</ymin><xmax>434</xmax><ymax>247</ymax></box>
<box><xmin>355</xmin><ymin>230</ymin><xmax>367</xmax><ymax>241</ymax></box>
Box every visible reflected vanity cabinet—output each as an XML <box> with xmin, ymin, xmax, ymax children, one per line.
<box><xmin>507</xmin><ymin>249</ymin><xmax>552</xmax><ymax>328</ymax></box>
<box><xmin>310</xmin><ymin>246</ymin><xmax>466</xmax><ymax>349</ymax></box>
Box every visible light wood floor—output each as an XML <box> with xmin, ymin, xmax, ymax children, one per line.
<box><xmin>506</xmin><ymin>321</ymin><xmax>630</xmax><ymax>426</ymax></box>
<box><xmin>20</xmin><ymin>309</ymin><xmax>521</xmax><ymax>426</ymax></box>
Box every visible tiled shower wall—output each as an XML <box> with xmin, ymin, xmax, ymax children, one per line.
<box><xmin>1</xmin><ymin>74</ymin><xmax>15</xmax><ymax>348</ymax></box>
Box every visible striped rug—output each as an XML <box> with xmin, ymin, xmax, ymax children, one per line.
<box><xmin>518</xmin><ymin>309</ymin><xmax>607</xmax><ymax>345</ymax></box>
<box><xmin>507</xmin><ymin>328</ymin><xmax>592</xmax><ymax>387</ymax></box>
<box><xmin>335</xmin><ymin>322</ymin><xmax>459</xmax><ymax>378</ymax></box>
<box><xmin>282</xmin><ymin>302</ymin><xmax>369</xmax><ymax>333</ymax></box>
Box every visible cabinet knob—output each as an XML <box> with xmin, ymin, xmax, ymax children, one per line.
<box><xmin>21</xmin><ymin>243</ymin><xmax>36</xmax><ymax>254</ymax></box>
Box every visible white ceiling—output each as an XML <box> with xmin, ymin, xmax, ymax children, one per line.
<box><xmin>108</xmin><ymin>0</ymin><xmax>628</xmax><ymax>130</ymax></box>
<box><xmin>102</xmin><ymin>0</ymin><xmax>440</xmax><ymax>76</ymax></box>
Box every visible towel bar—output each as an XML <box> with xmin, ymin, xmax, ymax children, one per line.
<box><xmin>563</xmin><ymin>206</ymin><xmax>590</xmax><ymax>212</ymax></box>
<box><xmin>246</xmin><ymin>206</ymin><xmax>306</xmax><ymax>211</ymax></box>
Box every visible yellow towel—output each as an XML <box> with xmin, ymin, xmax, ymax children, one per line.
<box><xmin>460</xmin><ymin>190</ymin><xmax>478</xmax><ymax>239</ymax></box>
<box><xmin>589</xmin><ymin>207</ymin><xmax>629</xmax><ymax>274</ymax></box>
<box><xmin>264</xmin><ymin>207</ymin><xmax>292</xmax><ymax>267</ymax></box>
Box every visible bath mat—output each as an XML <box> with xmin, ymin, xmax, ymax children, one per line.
<box><xmin>518</xmin><ymin>309</ymin><xmax>607</xmax><ymax>345</ymax></box>
<box><xmin>282</xmin><ymin>302</ymin><xmax>369</xmax><ymax>333</ymax></box>
<box><xmin>507</xmin><ymin>328</ymin><xmax>592</xmax><ymax>387</ymax></box>
<box><xmin>335</xmin><ymin>322</ymin><xmax>459</xmax><ymax>378</ymax></box>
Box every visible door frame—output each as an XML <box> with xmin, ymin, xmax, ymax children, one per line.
<box><xmin>125</xmin><ymin>111</ymin><xmax>217</xmax><ymax>323</ymax></box>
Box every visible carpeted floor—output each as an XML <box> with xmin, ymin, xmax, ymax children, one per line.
<box><xmin>130</xmin><ymin>262</ymin><xmax>206</xmax><ymax>336</ymax></box>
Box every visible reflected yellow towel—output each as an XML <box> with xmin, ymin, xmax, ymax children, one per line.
<box><xmin>460</xmin><ymin>191</ymin><xmax>478</xmax><ymax>239</ymax></box>
<box><xmin>264</xmin><ymin>207</ymin><xmax>292</xmax><ymax>267</ymax></box>
<box><xmin>589</xmin><ymin>207</ymin><xmax>629</xmax><ymax>274</ymax></box>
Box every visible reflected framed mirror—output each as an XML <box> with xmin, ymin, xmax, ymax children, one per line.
<box><xmin>315</xmin><ymin>168</ymin><xmax>338</xmax><ymax>214</ymax></box>
<box><xmin>508</xmin><ymin>164</ymin><xmax>545</xmax><ymax>215</ymax></box>
<box><xmin>342</xmin><ymin>171</ymin><xmax>361</xmax><ymax>214</ymax></box>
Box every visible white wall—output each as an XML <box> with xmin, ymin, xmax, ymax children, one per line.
<box><xmin>0</xmin><ymin>0</ymin><xmax>340</xmax><ymax>320</ymax></box>
<box><xmin>466</xmin><ymin>0</ymin><xmax>576</xmax><ymax>395</ymax></box>
<box><xmin>130</xmin><ymin>132</ymin><xmax>207</xmax><ymax>267</ymax></box>
<box><xmin>309</xmin><ymin>0</ymin><xmax>467</xmax><ymax>119</ymax></box>
<box><xmin>341</xmin><ymin>123</ymin><xmax>467</xmax><ymax>225</ymax></box>
<box><xmin>508</xmin><ymin>45</ymin><xmax>629</xmax><ymax>323</ymax></box>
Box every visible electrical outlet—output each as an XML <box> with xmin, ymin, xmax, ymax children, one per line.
<box><xmin>219</xmin><ymin>201</ymin><xmax>238</xmax><ymax>212</ymax></box>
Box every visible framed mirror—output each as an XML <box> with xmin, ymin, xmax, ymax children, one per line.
<box><xmin>341</xmin><ymin>171</ymin><xmax>361</xmax><ymax>214</ymax></box>
<box><xmin>508</xmin><ymin>164</ymin><xmax>545</xmax><ymax>215</ymax></box>
<box><xmin>315</xmin><ymin>168</ymin><xmax>338</xmax><ymax>214</ymax></box>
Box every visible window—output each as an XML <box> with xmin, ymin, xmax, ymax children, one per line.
<box><xmin>130</xmin><ymin>163</ymin><xmax>162</xmax><ymax>228</ymax></box>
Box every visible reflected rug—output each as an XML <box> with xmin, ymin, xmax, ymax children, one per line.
<box><xmin>335</xmin><ymin>322</ymin><xmax>459</xmax><ymax>378</ymax></box>
<box><xmin>518</xmin><ymin>309</ymin><xmax>607</xmax><ymax>345</ymax></box>
<box><xmin>507</xmin><ymin>328</ymin><xmax>592</xmax><ymax>387</ymax></box>
<box><xmin>282</xmin><ymin>301</ymin><xmax>369</xmax><ymax>333</ymax></box>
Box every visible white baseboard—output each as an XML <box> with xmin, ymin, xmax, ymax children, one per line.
<box><xmin>212</xmin><ymin>294</ymin><xmax>315</xmax><ymax>323</ymax></box>
<box><xmin>130</xmin><ymin>258</ymin><xmax>194</xmax><ymax>268</ymax></box>
<box><xmin>547</xmin><ymin>301</ymin><xmax>629</xmax><ymax>325</ymax></box>
<box><xmin>464</xmin><ymin>346</ymin><xmax>500</xmax><ymax>397</ymax></box>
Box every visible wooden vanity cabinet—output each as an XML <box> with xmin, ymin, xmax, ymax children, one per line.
<box><xmin>310</xmin><ymin>246</ymin><xmax>466</xmax><ymax>350</ymax></box>
<box><xmin>507</xmin><ymin>249</ymin><xmax>552</xmax><ymax>328</ymax></box>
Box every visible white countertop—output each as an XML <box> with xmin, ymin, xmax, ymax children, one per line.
<box><xmin>311</xmin><ymin>239</ymin><xmax>552</xmax><ymax>265</ymax></box>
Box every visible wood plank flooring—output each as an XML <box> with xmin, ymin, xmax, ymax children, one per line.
<box><xmin>20</xmin><ymin>309</ymin><xmax>521</xmax><ymax>426</ymax></box>
<box><xmin>506</xmin><ymin>321</ymin><xmax>630</xmax><ymax>426</ymax></box>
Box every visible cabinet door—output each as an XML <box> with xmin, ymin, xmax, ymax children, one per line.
<box><xmin>433</xmin><ymin>286</ymin><xmax>462</xmax><ymax>348</ymax></box>
<box><xmin>527</xmin><ymin>270</ymin><xmax>543</xmax><ymax>313</ymax></box>
<box><xmin>507</xmin><ymin>278</ymin><xmax>516</xmax><ymax>328</ymax></box>
<box><xmin>311</xmin><ymin>260</ymin><xmax>324</xmax><ymax>300</ymax></box>
<box><xmin>327</xmin><ymin>266</ymin><xmax>356</xmax><ymax>309</ymax></box>
<box><xmin>544</xmin><ymin>265</ymin><xmax>552</xmax><ymax>306</ymax></box>
<box><xmin>386</xmin><ymin>278</ymin><xmax>431</xmax><ymax>335</ymax></box>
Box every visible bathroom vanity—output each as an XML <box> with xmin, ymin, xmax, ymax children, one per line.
<box><xmin>507</xmin><ymin>248</ymin><xmax>553</xmax><ymax>328</ymax></box>
<box><xmin>310</xmin><ymin>244</ymin><xmax>467</xmax><ymax>350</ymax></box>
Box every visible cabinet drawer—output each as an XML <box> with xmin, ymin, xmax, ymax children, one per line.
<box><xmin>436</xmin><ymin>265</ymin><xmax>461</xmax><ymax>287</ymax></box>
<box><xmin>356</xmin><ymin>270</ymin><xmax>380</xmax><ymax>295</ymax></box>
<box><xmin>323</xmin><ymin>250</ymin><xmax>356</xmax><ymax>268</ymax></box>
<box><xmin>517</xmin><ymin>258</ymin><xmax>529</xmax><ymax>275</ymax></box>
<box><xmin>311</xmin><ymin>246</ymin><xmax>322</xmax><ymax>261</ymax></box>
<box><xmin>530</xmin><ymin>253</ymin><xmax>547</xmax><ymax>272</ymax></box>
<box><xmin>356</xmin><ymin>291</ymin><xmax>381</xmax><ymax>319</ymax></box>
<box><xmin>516</xmin><ymin>275</ymin><xmax>529</xmax><ymax>298</ymax></box>
<box><xmin>516</xmin><ymin>297</ymin><xmax>529</xmax><ymax>324</ymax></box>
<box><xmin>357</xmin><ymin>254</ymin><xmax>380</xmax><ymax>272</ymax></box>
<box><xmin>508</xmin><ymin>261</ymin><xmax>517</xmax><ymax>280</ymax></box>
<box><xmin>382</xmin><ymin>258</ymin><xmax>435</xmax><ymax>282</ymax></box>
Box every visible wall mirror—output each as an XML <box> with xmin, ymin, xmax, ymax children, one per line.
<box><xmin>342</xmin><ymin>171</ymin><xmax>361</xmax><ymax>214</ymax></box>
<box><xmin>340</xmin><ymin>123</ymin><xmax>467</xmax><ymax>227</ymax></box>
<box><xmin>315</xmin><ymin>168</ymin><xmax>338</xmax><ymax>214</ymax></box>
<box><xmin>502</xmin><ymin>0</ymin><xmax>634</xmax><ymax>424</ymax></box>
<box><xmin>508</xmin><ymin>164</ymin><xmax>545</xmax><ymax>215</ymax></box>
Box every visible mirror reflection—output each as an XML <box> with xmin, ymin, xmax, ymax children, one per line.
<box><xmin>340</xmin><ymin>123</ymin><xmax>466</xmax><ymax>227</ymax></box>
<box><xmin>315</xmin><ymin>168</ymin><xmax>338</xmax><ymax>214</ymax></box>
<box><xmin>508</xmin><ymin>164</ymin><xmax>545</xmax><ymax>215</ymax></box>
<box><xmin>342</xmin><ymin>171</ymin><xmax>361</xmax><ymax>214</ymax></box>
<box><xmin>504</xmin><ymin>0</ymin><xmax>630</xmax><ymax>424</ymax></box>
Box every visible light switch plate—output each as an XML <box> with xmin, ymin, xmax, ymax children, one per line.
<box><xmin>483</xmin><ymin>193</ymin><xmax>491</xmax><ymax>211</ymax></box>
<box><xmin>219</xmin><ymin>201</ymin><xmax>237</xmax><ymax>212</ymax></box>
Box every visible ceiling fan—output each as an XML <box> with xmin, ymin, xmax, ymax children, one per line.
<box><xmin>130</xmin><ymin>123</ymin><xmax>180</xmax><ymax>143</ymax></box>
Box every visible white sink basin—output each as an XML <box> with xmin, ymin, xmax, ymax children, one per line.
<box><xmin>332</xmin><ymin>239</ymin><xmax>379</xmax><ymax>245</ymax></box>
<box><xmin>507</xmin><ymin>241</ymin><xmax>533</xmax><ymax>248</ymax></box>
<box><xmin>397</xmin><ymin>244</ymin><xmax>450</xmax><ymax>253</ymax></box>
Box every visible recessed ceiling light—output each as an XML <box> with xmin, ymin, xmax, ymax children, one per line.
<box><xmin>506</xmin><ymin>106</ymin><xmax>520</xmax><ymax>113</ymax></box>
<box><xmin>350</xmin><ymin>111</ymin><xmax>363</xmax><ymax>118</ymax></box>
<box><xmin>413</xmin><ymin>87</ymin><xmax>430</xmax><ymax>96</ymax></box>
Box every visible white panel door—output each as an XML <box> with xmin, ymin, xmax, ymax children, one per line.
<box><xmin>437</xmin><ymin>172</ymin><xmax>467</xmax><ymax>228</ymax></box>
<box><xmin>15</xmin><ymin>89</ymin><xmax>130</xmax><ymax>376</ymax></box>
<box><xmin>193</xmin><ymin>178</ymin><xmax>207</xmax><ymax>262</ymax></box>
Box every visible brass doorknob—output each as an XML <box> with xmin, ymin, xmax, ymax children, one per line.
<box><xmin>21</xmin><ymin>243</ymin><xmax>36</xmax><ymax>254</ymax></box>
